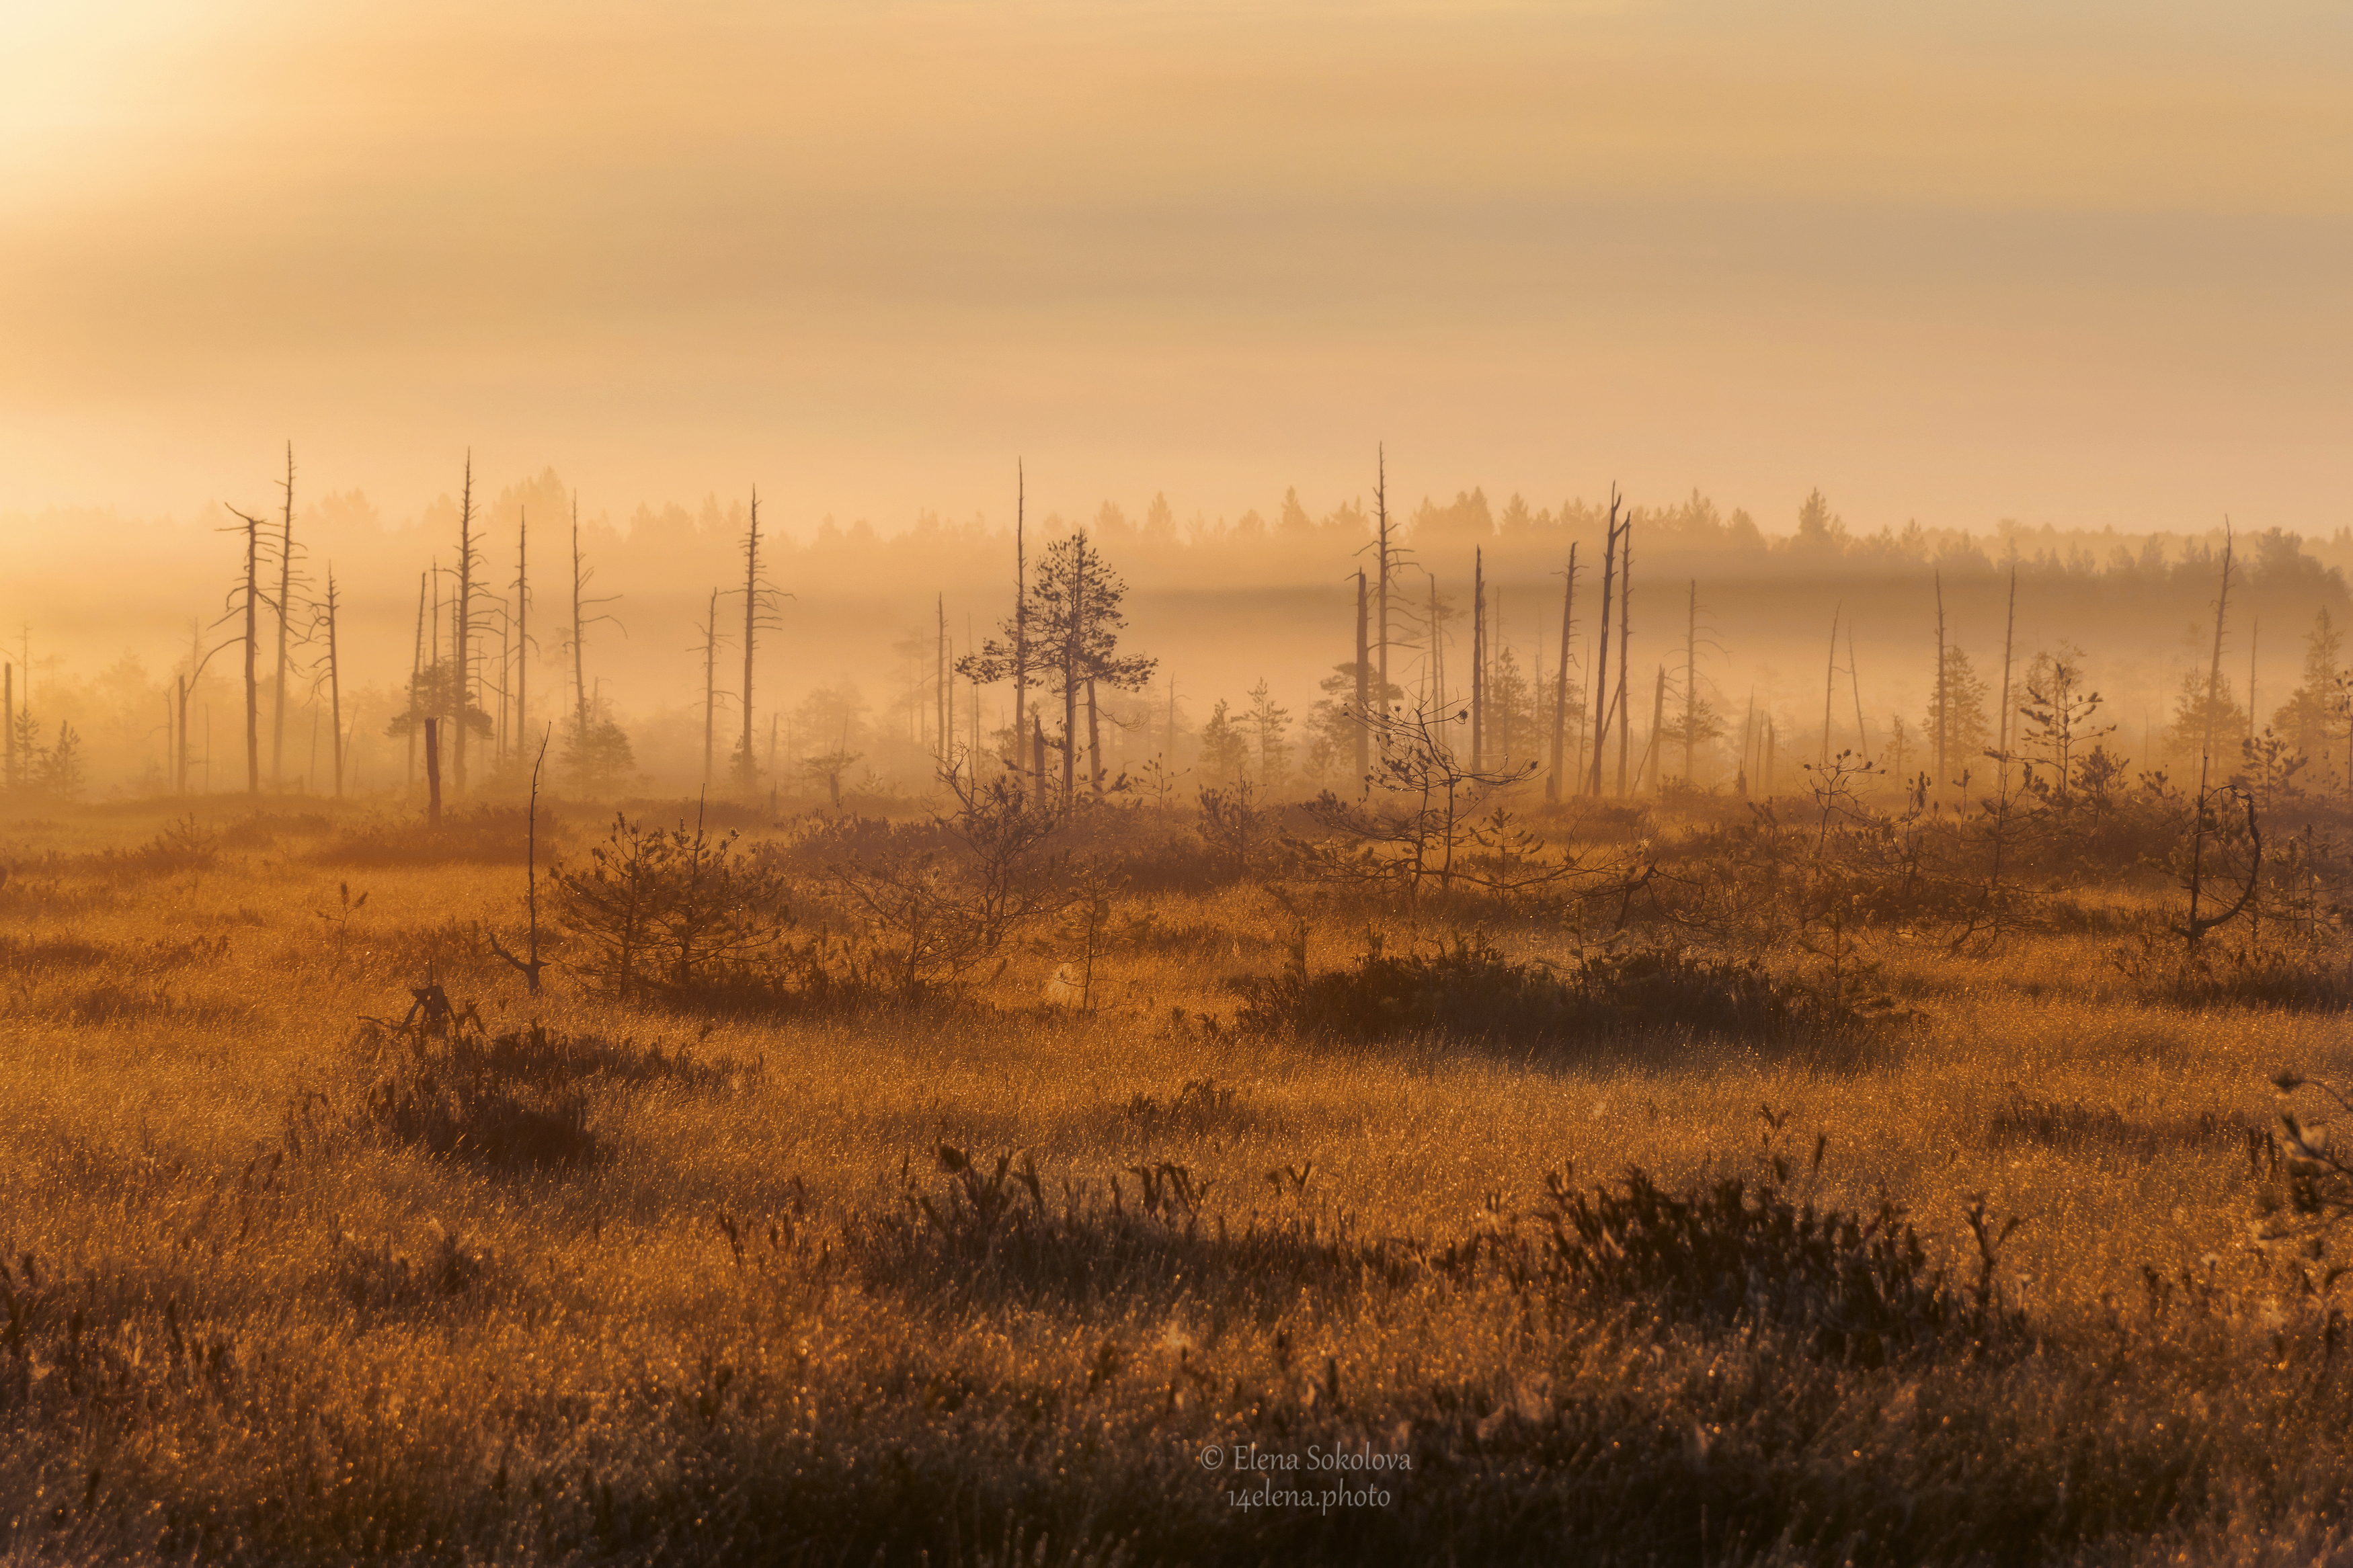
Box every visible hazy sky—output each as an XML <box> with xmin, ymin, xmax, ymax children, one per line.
<box><xmin>3</xmin><ymin>1</ymin><xmax>2346</xmax><ymax>539</ymax></box>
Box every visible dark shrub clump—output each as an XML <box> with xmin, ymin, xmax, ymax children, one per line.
<box><xmin>1234</xmin><ymin>930</ymin><xmax>1858</xmax><ymax>1048</ymax></box>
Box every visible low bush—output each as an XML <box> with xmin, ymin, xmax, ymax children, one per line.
<box><xmin>548</xmin><ymin>813</ymin><xmax>795</xmax><ymax>1001</ymax></box>
<box><xmin>348</xmin><ymin>1001</ymin><xmax>756</xmax><ymax>1169</ymax></box>
<box><xmin>360</xmin><ymin>1020</ymin><xmax>598</xmax><ymax>1169</ymax></box>
<box><xmin>1530</xmin><ymin>1161</ymin><xmax>2024</xmax><ymax>1365</ymax></box>
<box><xmin>1234</xmin><ymin>930</ymin><xmax>1876</xmax><ymax>1049</ymax></box>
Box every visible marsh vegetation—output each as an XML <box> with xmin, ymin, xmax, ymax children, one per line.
<box><xmin>0</xmin><ymin>759</ymin><xmax>2348</xmax><ymax>1565</ymax></box>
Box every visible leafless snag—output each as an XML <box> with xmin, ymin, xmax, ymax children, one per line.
<box><xmin>485</xmin><ymin>728</ymin><xmax>554</xmax><ymax>994</ymax></box>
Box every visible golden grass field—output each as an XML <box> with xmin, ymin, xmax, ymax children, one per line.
<box><xmin>0</xmin><ymin>792</ymin><xmax>2350</xmax><ymax>1566</ymax></box>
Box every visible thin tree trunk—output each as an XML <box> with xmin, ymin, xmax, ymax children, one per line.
<box><xmin>1997</xmin><ymin>563</ymin><xmax>2017</xmax><ymax>786</ymax></box>
<box><xmin>410</xmin><ymin>571</ymin><xmax>426</xmax><ymax>796</ymax></box>
<box><xmin>1355</xmin><ymin>569</ymin><xmax>1370</xmax><ymax>787</ymax></box>
<box><xmin>454</xmin><ymin>453</ymin><xmax>474</xmax><ymax>797</ymax></box>
<box><xmin>937</xmin><ymin>593</ymin><xmax>950</xmax><ymax>770</ymax></box>
<box><xmin>424</xmin><ymin>716</ymin><xmax>442</xmax><ymax>827</ymax></box>
<box><xmin>572</xmin><ymin>499</ymin><xmax>589</xmax><ymax>740</ymax></box>
<box><xmin>2190</xmin><ymin>530</ymin><xmax>2236</xmax><ymax>941</ymax></box>
<box><xmin>1087</xmin><ymin>679</ymin><xmax>1103</xmax><ymax>796</ymax></box>
<box><xmin>1822</xmin><ymin>605</ymin><xmax>1840</xmax><ymax>766</ymax></box>
<box><xmin>1683</xmin><ymin>578</ymin><xmax>1698</xmax><ymax>786</ymax></box>
<box><xmin>703</xmin><ymin>586</ymin><xmax>719</xmax><ymax>787</ymax></box>
<box><xmin>1549</xmin><ymin>546</ymin><xmax>1576</xmax><ymax>804</ymax></box>
<box><xmin>1471</xmin><ymin>548</ymin><xmax>1485</xmax><ymax>770</ymax></box>
<box><xmin>325</xmin><ymin>570</ymin><xmax>344</xmax><ymax>798</ymax></box>
<box><xmin>1375</xmin><ymin>445</ymin><xmax>1391</xmax><ymax>708</ymax></box>
<box><xmin>1062</xmin><ymin>534</ymin><xmax>1082</xmax><ymax>809</ymax></box>
<box><xmin>740</xmin><ymin>492</ymin><xmax>761</xmax><ymax>788</ymax></box>
<box><xmin>1589</xmin><ymin>493</ymin><xmax>1620</xmax><ymax>795</ymax></box>
<box><xmin>514</xmin><ymin>509</ymin><xmax>528</xmax><ymax>770</ymax></box>
<box><xmin>1741</xmin><ymin>692</ymin><xmax>1755</xmax><ymax>796</ymax></box>
<box><xmin>1934</xmin><ymin>571</ymin><xmax>1948</xmax><ymax>788</ymax></box>
<box><xmin>2248</xmin><ymin>615</ymin><xmax>2260</xmax><ymax>741</ymax></box>
<box><xmin>1848</xmin><ymin>623</ymin><xmax>1869</xmax><ymax>764</ymax></box>
<box><xmin>1616</xmin><ymin>522</ymin><xmax>1633</xmax><ymax>796</ymax></box>
<box><xmin>272</xmin><ymin>442</ymin><xmax>294</xmax><ymax>790</ymax></box>
<box><xmin>242</xmin><ymin>509</ymin><xmax>261</xmax><ymax>794</ymax></box>
<box><xmin>1648</xmin><ymin>665</ymin><xmax>1667</xmax><ymax>794</ymax></box>
<box><xmin>1013</xmin><ymin>462</ymin><xmax>1029</xmax><ymax>788</ymax></box>
<box><xmin>1427</xmin><ymin>573</ymin><xmax>1444</xmax><ymax>716</ymax></box>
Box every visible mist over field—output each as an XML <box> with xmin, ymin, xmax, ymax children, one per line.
<box><xmin>9</xmin><ymin>5</ymin><xmax>2353</xmax><ymax>1566</ymax></box>
<box><xmin>8</xmin><ymin>470</ymin><xmax>2353</xmax><ymax>808</ymax></box>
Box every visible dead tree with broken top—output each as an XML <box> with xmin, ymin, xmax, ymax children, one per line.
<box><xmin>1588</xmin><ymin>489</ymin><xmax>1626</xmax><ymax>796</ymax></box>
<box><xmin>1548</xmin><ymin>545</ymin><xmax>1578</xmax><ymax>804</ymax></box>
<box><xmin>270</xmin><ymin>442</ymin><xmax>305</xmax><ymax>790</ymax></box>
<box><xmin>219</xmin><ymin>503</ymin><xmax>272</xmax><ymax>796</ymax></box>
<box><xmin>734</xmin><ymin>491</ymin><xmax>788</xmax><ymax>792</ymax></box>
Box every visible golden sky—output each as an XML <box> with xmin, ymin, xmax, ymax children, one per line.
<box><xmin>1</xmin><ymin>1</ymin><xmax>2346</xmax><ymax>536</ymax></box>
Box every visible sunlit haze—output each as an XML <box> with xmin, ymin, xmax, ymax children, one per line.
<box><xmin>2</xmin><ymin>1</ymin><xmax>2350</xmax><ymax>795</ymax></box>
<box><xmin>5</xmin><ymin>2</ymin><xmax>2346</xmax><ymax>531</ymax></box>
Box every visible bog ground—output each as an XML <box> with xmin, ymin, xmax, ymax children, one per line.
<box><xmin>0</xmin><ymin>788</ymin><xmax>2350</xmax><ymax>1567</ymax></box>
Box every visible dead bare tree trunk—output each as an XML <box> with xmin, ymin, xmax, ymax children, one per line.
<box><xmin>938</xmin><ymin>592</ymin><xmax>951</xmax><ymax>770</ymax></box>
<box><xmin>1615</xmin><ymin>522</ymin><xmax>1633</xmax><ymax>796</ymax></box>
<box><xmin>1470</xmin><ymin>548</ymin><xmax>1485</xmax><ymax>770</ymax></box>
<box><xmin>1996</xmin><ymin>562</ymin><xmax>2016</xmax><ymax>787</ymax></box>
<box><xmin>323</xmin><ymin>569</ymin><xmax>344</xmax><ymax>798</ymax></box>
<box><xmin>2190</xmin><ymin>526</ymin><xmax>2237</xmax><ymax>940</ymax></box>
<box><xmin>740</xmin><ymin>491</ymin><xmax>761</xmax><ymax>790</ymax></box>
<box><xmin>487</xmin><ymin>729</ymin><xmax>552</xmax><ymax>993</ymax></box>
<box><xmin>1589</xmin><ymin>491</ymin><xmax>1622</xmax><ymax>796</ymax></box>
<box><xmin>701</xmin><ymin>586</ymin><xmax>720</xmax><ymax>788</ymax></box>
<box><xmin>1014</xmin><ymin>462</ymin><xmax>1030</xmax><ymax>786</ymax></box>
<box><xmin>571</xmin><ymin>501</ymin><xmax>590</xmax><ymax>740</ymax></box>
<box><xmin>1427</xmin><ymin>572</ymin><xmax>1444</xmax><ymax>716</ymax></box>
<box><xmin>513</xmin><ymin>509</ymin><xmax>528</xmax><ymax>768</ymax></box>
<box><xmin>271</xmin><ymin>442</ymin><xmax>294</xmax><ymax>791</ymax></box>
<box><xmin>1061</xmin><ymin>534</ymin><xmax>1082</xmax><ymax>810</ymax></box>
<box><xmin>231</xmin><ymin>506</ymin><xmax>262</xmax><ymax>795</ymax></box>
<box><xmin>1684</xmin><ymin>578</ymin><xmax>1698</xmax><ymax>786</ymax></box>
<box><xmin>405</xmin><ymin>571</ymin><xmax>424</xmax><ymax>796</ymax></box>
<box><xmin>1354</xmin><ymin>569</ymin><xmax>1370</xmax><ymax>788</ymax></box>
<box><xmin>1822</xmin><ymin>605</ymin><xmax>1840</xmax><ymax>766</ymax></box>
<box><xmin>453</xmin><ymin>452</ymin><xmax>475</xmax><ymax>798</ymax></box>
<box><xmin>1648</xmin><ymin>664</ymin><xmax>1667</xmax><ymax>794</ymax></box>
<box><xmin>3</xmin><ymin>663</ymin><xmax>11</xmax><ymax>791</ymax></box>
<box><xmin>1740</xmin><ymin>691</ymin><xmax>1755</xmax><ymax>796</ymax></box>
<box><xmin>1549</xmin><ymin>546</ymin><xmax>1578</xmax><ymax>804</ymax></box>
<box><xmin>1375</xmin><ymin>446</ymin><xmax>1393</xmax><ymax>708</ymax></box>
<box><xmin>424</xmin><ymin>716</ymin><xmax>443</xmax><ymax>827</ymax></box>
<box><xmin>2248</xmin><ymin>614</ymin><xmax>2260</xmax><ymax>742</ymax></box>
<box><xmin>1847</xmin><ymin>622</ymin><xmax>1868</xmax><ymax>765</ymax></box>
<box><xmin>1934</xmin><ymin>571</ymin><xmax>1948</xmax><ymax>788</ymax></box>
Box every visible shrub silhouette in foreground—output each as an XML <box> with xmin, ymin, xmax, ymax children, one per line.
<box><xmin>1531</xmin><ymin>1159</ymin><xmax>2025</xmax><ymax>1365</ymax></box>
<box><xmin>354</xmin><ymin>985</ymin><xmax>756</xmax><ymax>1168</ymax></box>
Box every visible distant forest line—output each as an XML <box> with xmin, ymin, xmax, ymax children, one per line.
<box><xmin>2</xmin><ymin>463</ymin><xmax>2347</xmax><ymax>806</ymax></box>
